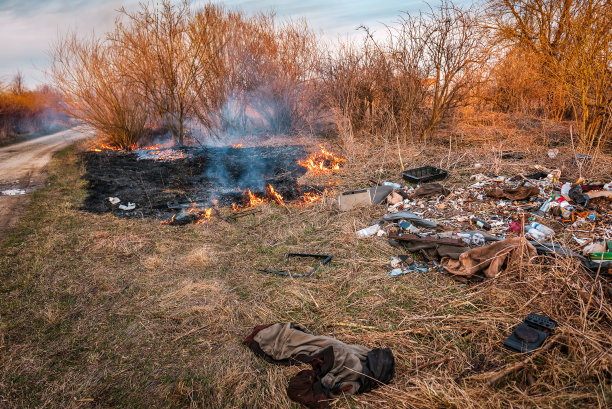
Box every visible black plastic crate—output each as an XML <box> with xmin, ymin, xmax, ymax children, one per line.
<box><xmin>402</xmin><ymin>166</ymin><xmax>448</xmax><ymax>184</ymax></box>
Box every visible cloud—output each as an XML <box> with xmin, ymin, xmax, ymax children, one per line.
<box><xmin>0</xmin><ymin>0</ymin><xmax>138</xmax><ymax>85</ymax></box>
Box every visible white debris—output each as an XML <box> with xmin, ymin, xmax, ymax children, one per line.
<box><xmin>108</xmin><ymin>197</ymin><xmax>120</xmax><ymax>205</ymax></box>
<box><xmin>118</xmin><ymin>202</ymin><xmax>136</xmax><ymax>211</ymax></box>
<box><xmin>356</xmin><ymin>224</ymin><xmax>381</xmax><ymax>237</ymax></box>
<box><xmin>1</xmin><ymin>189</ymin><xmax>26</xmax><ymax>196</ymax></box>
<box><xmin>547</xmin><ymin>148</ymin><xmax>559</xmax><ymax>158</ymax></box>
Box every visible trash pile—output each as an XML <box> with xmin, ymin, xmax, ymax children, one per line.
<box><xmin>349</xmin><ymin>166</ymin><xmax>612</xmax><ymax>278</ymax></box>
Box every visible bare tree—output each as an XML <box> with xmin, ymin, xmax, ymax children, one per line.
<box><xmin>487</xmin><ymin>0</ymin><xmax>612</xmax><ymax>149</ymax></box>
<box><xmin>112</xmin><ymin>0</ymin><xmax>226</xmax><ymax>145</ymax></box>
<box><xmin>49</xmin><ymin>33</ymin><xmax>149</xmax><ymax>148</ymax></box>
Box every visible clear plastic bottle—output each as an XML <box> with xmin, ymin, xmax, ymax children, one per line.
<box><xmin>527</xmin><ymin>228</ymin><xmax>546</xmax><ymax>241</ymax></box>
<box><xmin>528</xmin><ymin>222</ymin><xmax>554</xmax><ymax>238</ymax></box>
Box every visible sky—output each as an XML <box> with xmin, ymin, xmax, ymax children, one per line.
<box><xmin>0</xmin><ymin>0</ymin><xmax>446</xmax><ymax>86</ymax></box>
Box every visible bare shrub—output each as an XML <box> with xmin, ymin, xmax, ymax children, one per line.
<box><xmin>487</xmin><ymin>0</ymin><xmax>612</xmax><ymax>150</ymax></box>
<box><xmin>322</xmin><ymin>0</ymin><xmax>489</xmax><ymax>140</ymax></box>
<box><xmin>50</xmin><ymin>33</ymin><xmax>149</xmax><ymax>149</ymax></box>
<box><xmin>111</xmin><ymin>0</ymin><xmax>227</xmax><ymax>145</ymax></box>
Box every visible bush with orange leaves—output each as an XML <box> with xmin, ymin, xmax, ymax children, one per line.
<box><xmin>0</xmin><ymin>74</ymin><xmax>63</xmax><ymax>144</ymax></box>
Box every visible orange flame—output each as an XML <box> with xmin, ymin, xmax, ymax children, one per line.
<box><xmin>90</xmin><ymin>143</ymin><xmax>122</xmax><ymax>152</ymax></box>
<box><xmin>160</xmin><ymin>214</ymin><xmax>176</xmax><ymax>225</ymax></box>
<box><xmin>246</xmin><ymin>189</ymin><xmax>266</xmax><ymax>207</ymax></box>
<box><xmin>298</xmin><ymin>145</ymin><xmax>345</xmax><ymax>174</ymax></box>
<box><xmin>300</xmin><ymin>191</ymin><xmax>321</xmax><ymax>203</ymax></box>
<box><xmin>266</xmin><ymin>184</ymin><xmax>285</xmax><ymax>205</ymax></box>
<box><xmin>194</xmin><ymin>208</ymin><xmax>213</xmax><ymax>225</ymax></box>
<box><xmin>232</xmin><ymin>143</ymin><xmax>243</xmax><ymax>148</ymax></box>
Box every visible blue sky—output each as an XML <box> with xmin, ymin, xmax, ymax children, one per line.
<box><xmin>0</xmin><ymin>1</ymin><xmax>451</xmax><ymax>86</ymax></box>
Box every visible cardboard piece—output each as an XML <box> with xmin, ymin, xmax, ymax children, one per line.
<box><xmin>338</xmin><ymin>186</ymin><xmax>393</xmax><ymax>211</ymax></box>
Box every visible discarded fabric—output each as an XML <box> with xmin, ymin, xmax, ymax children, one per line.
<box><xmin>243</xmin><ymin>323</ymin><xmax>395</xmax><ymax>409</ymax></box>
<box><xmin>485</xmin><ymin>186</ymin><xmax>540</xmax><ymax>200</ymax></box>
<box><xmin>412</xmin><ymin>183</ymin><xmax>450</xmax><ymax>198</ymax></box>
<box><xmin>388</xmin><ymin>232</ymin><xmax>469</xmax><ymax>260</ymax></box>
<box><xmin>440</xmin><ymin>237</ymin><xmax>537</xmax><ymax>278</ymax></box>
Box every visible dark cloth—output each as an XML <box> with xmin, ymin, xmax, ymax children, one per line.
<box><xmin>485</xmin><ymin>186</ymin><xmax>540</xmax><ymax>200</ymax></box>
<box><xmin>243</xmin><ymin>323</ymin><xmax>395</xmax><ymax>409</ymax></box>
<box><xmin>412</xmin><ymin>183</ymin><xmax>450</xmax><ymax>198</ymax></box>
<box><xmin>569</xmin><ymin>185</ymin><xmax>590</xmax><ymax>208</ymax></box>
<box><xmin>388</xmin><ymin>232</ymin><xmax>469</xmax><ymax>260</ymax></box>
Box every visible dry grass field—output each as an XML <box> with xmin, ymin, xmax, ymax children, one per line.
<box><xmin>1</xmin><ymin>122</ymin><xmax>611</xmax><ymax>408</ymax></box>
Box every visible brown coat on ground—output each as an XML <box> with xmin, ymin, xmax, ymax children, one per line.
<box><xmin>441</xmin><ymin>237</ymin><xmax>537</xmax><ymax>278</ymax></box>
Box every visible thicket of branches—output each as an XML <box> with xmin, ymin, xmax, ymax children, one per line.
<box><xmin>49</xmin><ymin>0</ymin><xmax>612</xmax><ymax>150</ymax></box>
<box><xmin>0</xmin><ymin>73</ymin><xmax>65</xmax><ymax>143</ymax></box>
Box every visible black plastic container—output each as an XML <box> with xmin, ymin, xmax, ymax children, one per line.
<box><xmin>402</xmin><ymin>166</ymin><xmax>448</xmax><ymax>184</ymax></box>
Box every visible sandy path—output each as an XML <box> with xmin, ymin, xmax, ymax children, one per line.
<box><xmin>0</xmin><ymin>128</ymin><xmax>91</xmax><ymax>238</ymax></box>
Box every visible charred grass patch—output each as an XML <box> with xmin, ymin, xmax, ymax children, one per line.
<box><xmin>1</xmin><ymin>137</ymin><xmax>611</xmax><ymax>408</ymax></box>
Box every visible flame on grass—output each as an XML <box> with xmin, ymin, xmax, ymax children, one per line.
<box><xmin>236</xmin><ymin>184</ymin><xmax>286</xmax><ymax>208</ymax></box>
<box><xmin>90</xmin><ymin>143</ymin><xmax>122</xmax><ymax>152</ymax></box>
<box><xmin>266</xmin><ymin>184</ymin><xmax>285</xmax><ymax>205</ymax></box>
<box><xmin>300</xmin><ymin>191</ymin><xmax>321</xmax><ymax>204</ymax></box>
<box><xmin>160</xmin><ymin>202</ymin><xmax>213</xmax><ymax>225</ymax></box>
<box><xmin>232</xmin><ymin>143</ymin><xmax>243</xmax><ymax>148</ymax></box>
<box><xmin>90</xmin><ymin>142</ymin><xmax>186</xmax><ymax>160</ymax></box>
<box><xmin>298</xmin><ymin>145</ymin><xmax>345</xmax><ymax>174</ymax></box>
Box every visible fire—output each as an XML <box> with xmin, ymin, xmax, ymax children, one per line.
<box><xmin>160</xmin><ymin>214</ymin><xmax>176</xmax><ymax>225</ymax></box>
<box><xmin>300</xmin><ymin>191</ymin><xmax>321</xmax><ymax>203</ymax></box>
<box><xmin>232</xmin><ymin>143</ymin><xmax>243</xmax><ymax>148</ymax></box>
<box><xmin>187</xmin><ymin>202</ymin><xmax>213</xmax><ymax>224</ymax></box>
<box><xmin>266</xmin><ymin>184</ymin><xmax>285</xmax><ymax>205</ymax></box>
<box><xmin>298</xmin><ymin>145</ymin><xmax>346</xmax><ymax>174</ymax></box>
<box><xmin>90</xmin><ymin>142</ymin><xmax>186</xmax><ymax>160</ymax></box>
<box><xmin>90</xmin><ymin>143</ymin><xmax>122</xmax><ymax>152</ymax></box>
<box><xmin>237</xmin><ymin>184</ymin><xmax>285</xmax><ymax>208</ymax></box>
<box><xmin>138</xmin><ymin>144</ymin><xmax>164</xmax><ymax>150</ymax></box>
<box><xmin>194</xmin><ymin>208</ymin><xmax>213</xmax><ymax>225</ymax></box>
<box><xmin>245</xmin><ymin>189</ymin><xmax>266</xmax><ymax>207</ymax></box>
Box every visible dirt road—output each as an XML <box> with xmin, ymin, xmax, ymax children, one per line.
<box><xmin>0</xmin><ymin>128</ymin><xmax>91</xmax><ymax>237</ymax></box>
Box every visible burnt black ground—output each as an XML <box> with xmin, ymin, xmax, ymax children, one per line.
<box><xmin>81</xmin><ymin>145</ymin><xmax>309</xmax><ymax>220</ymax></box>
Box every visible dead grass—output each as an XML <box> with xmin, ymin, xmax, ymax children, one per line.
<box><xmin>1</xmin><ymin>131</ymin><xmax>611</xmax><ymax>408</ymax></box>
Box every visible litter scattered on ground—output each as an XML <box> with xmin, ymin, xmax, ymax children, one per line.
<box><xmin>118</xmin><ymin>202</ymin><xmax>136</xmax><ymax>211</ymax></box>
<box><xmin>243</xmin><ymin>323</ymin><xmax>394</xmax><ymax>408</ymax></box>
<box><xmin>402</xmin><ymin>165</ymin><xmax>448</xmax><ymax>184</ymax></box>
<box><xmin>347</xmin><ymin>166</ymin><xmax>611</xmax><ymax>280</ymax></box>
<box><xmin>338</xmin><ymin>185</ymin><xmax>393</xmax><ymax>211</ymax></box>
<box><xmin>107</xmin><ymin>197</ymin><xmax>120</xmax><ymax>205</ymax></box>
<box><xmin>503</xmin><ymin>313</ymin><xmax>557</xmax><ymax>353</ymax></box>
<box><xmin>1</xmin><ymin>188</ymin><xmax>26</xmax><ymax>196</ymax></box>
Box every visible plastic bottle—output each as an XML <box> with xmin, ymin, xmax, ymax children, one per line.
<box><xmin>539</xmin><ymin>199</ymin><xmax>552</xmax><ymax>213</ymax></box>
<box><xmin>527</xmin><ymin>228</ymin><xmax>546</xmax><ymax>241</ymax></box>
<box><xmin>398</xmin><ymin>220</ymin><xmax>421</xmax><ymax>234</ymax></box>
<box><xmin>470</xmin><ymin>217</ymin><xmax>491</xmax><ymax>230</ymax></box>
<box><xmin>528</xmin><ymin>222</ymin><xmax>554</xmax><ymax>238</ymax></box>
